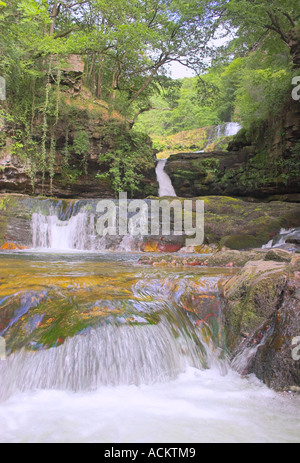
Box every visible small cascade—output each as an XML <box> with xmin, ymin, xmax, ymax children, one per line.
<box><xmin>202</xmin><ymin>122</ymin><xmax>242</xmax><ymax>152</ymax></box>
<box><xmin>31</xmin><ymin>199</ymin><xmax>148</xmax><ymax>252</ymax></box>
<box><xmin>262</xmin><ymin>228</ymin><xmax>300</xmax><ymax>251</ymax></box>
<box><xmin>220</xmin><ymin>122</ymin><xmax>242</xmax><ymax>138</ymax></box>
<box><xmin>0</xmin><ymin>305</ymin><xmax>214</xmax><ymax>400</ymax></box>
<box><xmin>32</xmin><ymin>212</ymin><xmax>96</xmax><ymax>251</ymax></box>
<box><xmin>184</xmin><ymin>122</ymin><xmax>243</xmax><ymax>154</ymax></box>
<box><xmin>156</xmin><ymin>159</ymin><xmax>177</xmax><ymax>197</ymax></box>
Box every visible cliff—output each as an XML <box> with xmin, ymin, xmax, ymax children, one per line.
<box><xmin>0</xmin><ymin>61</ymin><xmax>158</xmax><ymax>200</ymax></box>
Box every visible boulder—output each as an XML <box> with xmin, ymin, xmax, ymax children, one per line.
<box><xmin>264</xmin><ymin>248</ymin><xmax>293</xmax><ymax>262</ymax></box>
<box><xmin>222</xmin><ymin>256</ymin><xmax>300</xmax><ymax>390</ymax></box>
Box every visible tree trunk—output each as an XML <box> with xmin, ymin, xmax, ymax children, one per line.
<box><xmin>96</xmin><ymin>53</ymin><xmax>103</xmax><ymax>99</ymax></box>
<box><xmin>49</xmin><ymin>1</ymin><xmax>58</xmax><ymax>36</ymax></box>
<box><xmin>288</xmin><ymin>29</ymin><xmax>300</xmax><ymax>69</ymax></box>
<box><xmin>88</xmin><ymin>53</ymin><xmax>96</xmax><ymax>94</ymax></box>
<box><xmin>110</xmin><ymin>68</ymin><xmax>118</xmax><ymax>102</ymax></box>
<box><xmin>129</xmin><ymin>57</ymin><xmax>168</xmax><ymax>103</ymax></box>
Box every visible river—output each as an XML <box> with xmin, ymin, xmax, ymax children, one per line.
<box><xmin>0</xmin><ymin>250</ymin><xmax>300</xmax><ymax>443</ymax></box>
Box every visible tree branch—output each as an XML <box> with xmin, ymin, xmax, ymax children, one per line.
<box><xmin>54</xmin><ymin>28</ymin><xmax>76</xmax><ymax>39</ymax></box>
<box><xmin>129</xmin><ymin>55</ymin><xmax>170</xmax><ymax>103</ymax></box>
<box><xmin>266</xmin><ymin>9</ymin><xmax>289</xmax><ymax>44</ymax></box>
<box><xmin>129</xmin><ymin>105</ymin><xmax>172</xmax><ymax>129</ymax></box>
<box><xmin>282</xmin><ymin>12</ymin><xmax>296</xmax><ymax>27</ymax></box>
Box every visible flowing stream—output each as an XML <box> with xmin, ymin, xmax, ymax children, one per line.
<box><xmin>1</xmin><ymin>201</ymin><xmax>300</xmax><ymax>443</ymax></box>
<box><xmin>156</xmin><ymin>160</ymin><xmax>177</xmax><ymax>197</ymax></box>
<box><xmin>155</xmin><ymin>122</ymin><xmax>243</xmax><ymax>196</ymax></box>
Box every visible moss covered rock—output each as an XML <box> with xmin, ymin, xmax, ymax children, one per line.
<box><xmin>222</xmin><ymin>255</ymin><xmax>300</xmax><ymax>390</ymax></box>
<box><xmin>1</xmin><ymin>193</ymin><xmax>300</xmax><ymax>251</ymax></box>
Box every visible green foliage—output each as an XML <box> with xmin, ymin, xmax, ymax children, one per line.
<box><xmin>97</xmin><ymin>127</ymin><xmax>153</xmax><ymax>196</ymax></box>
<box><xmin>0</xmin><ymin>196</ymin><xmax>8</xmax><ymax>211</ymax></box>
<box><xmin>235</xmin><ymin>68</ymin><xmax>292</xmax><ymax>131</ymax></box>
<box><xmin>60</xmin><ymin>167</ymin><xmax>83</xmax><ymax>187</ymax></box>
<box><xmin>135</xmin><ymin>76</ymin><xmax>222</xmax><ymax>136</ymax></box>
<box><xmin>0</xmin><ymin>0</ymin><xmax>298</xmax><ymax>198</ymax></box>
<box><xmin>73</xmin><ymin>131</ymin><xmax>91</xmax><ymax>175</ymax></box>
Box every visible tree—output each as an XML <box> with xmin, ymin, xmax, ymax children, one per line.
<box><xmin>74</xmin><ymin>0</ymin><xmax>221</xmax><ymax>113</ymax></box>
<box><xmin>221</xmin><ymin>0</ymin><xmax>300</xmax><ymax>68</ymax></box>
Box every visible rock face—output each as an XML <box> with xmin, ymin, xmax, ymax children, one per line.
<box><xmin>164</xmin><ymin>98</ymin><xmax>300</xmax><ymax>200</ymax></box>
<box><xmin>165</xmin><ymin>149</ymin><xmax>254</xmax><ymax>198</ymax></box>
<box><xmin>222</xmin><ymin>252</ymin><xmax>300</xmax><ymax>391</ymax></box>
<box><xmin>0</xmin><ymin>195</ymin><xmax>33</xmax><ymax>248</ymax></box>
<box><xmin>0</xmin><ymin>95</ymin><xmax>158</xmax><ymax>200</ymax></box>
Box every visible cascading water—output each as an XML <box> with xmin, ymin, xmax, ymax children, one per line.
<box><xmin>1</xmin><ymin>198</ymin><xmax>300</xmax><ymax>443</ymax></box>
<box><xmin>218</xmin><ymin>122</ymin><xmax>242</xmax><ymax>138</ymax></box>
<box><xmin>156</xmin><ymin>159</ymin><xmax>177</xmax><ymax>197</ymax></box>
<box><xmin>195</xmin><ymin>122</ymin><xmax>242</xmax><ymax>153</ymax></box>
<box><xmin>0</xmin><ymin>308</ymin><xmax>209</xmax><ymax>401</ymax></box>
<box><xmin>32</xmin><ymin>211</ymin><xmax>96</xmax><ymax>250</ymax></box>
<box><xmin>31</xmin><ymin>199</ymin><xmax>146</xmax><ymax>252</ymax></box>
<box><xmin>263</xmin><ymin>228</ymin><xmax>300</xmax><ymax>251</ymax></box>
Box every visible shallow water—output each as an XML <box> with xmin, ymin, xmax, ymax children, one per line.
<box><xmin>0</xmin><ymin>251</ymin><xmax>300</xmax><ymax>443</ymax></box>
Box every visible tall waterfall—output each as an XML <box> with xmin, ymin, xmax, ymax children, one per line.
<box><xmin>156</xmin><ymin>160</ymin><xmax>177</xmax><ymax>197</ymax></box>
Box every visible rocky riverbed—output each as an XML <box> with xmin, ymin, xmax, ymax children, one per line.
<box><xmin>1</xmin><ymin>193</ymin><xmax>300</xmax><ymax>392</ymax></box>
<box><xmin>139</xmin><ymin>247</ymin><xmax>300</xmax><ymax>391</ymax></box>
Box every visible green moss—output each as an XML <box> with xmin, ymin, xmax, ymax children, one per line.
<box><xmin>220</xmin><ymin>234</ymin><xmax>263</xmax><ymax>250</ymax></box>
<box><xmin>0</xmin><ymin>195</ymin><xmax>19</xmax><ymax>245</ymax></box>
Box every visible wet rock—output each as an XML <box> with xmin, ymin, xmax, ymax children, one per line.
<box><xmin>264</xmin><ymin>249</ymin><xmax>293</xmax><ymax>262</ymax></box>
<box><xmin>138</xmin><ymin>249</ymin><xmax>265</xmax><ymax>268</ymax></box>
<box><xmin>222</xmin><ymin>257</ymin><xmax>300</xmax><ymax>390</ymax></box>
<box><xmin>0</xmin><ymin>242</ymin><xmax>29</xmax><ymax>250</ymax></box>
<box><xmin>0</xmin><ymin>195</ymin><xmax>33</xmax><ymax>247</ymax></box>
<box><xmin>286</xmin><ymin>238</ymin><xmax>300</xmax><ymax>245</ymax></box>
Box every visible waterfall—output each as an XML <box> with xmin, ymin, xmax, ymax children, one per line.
<box><xmin>219</xmin><ymin>122</ymin><xmax>242</xmax><ymax>138</ymax></box>
<box><xmin>202</xmin><ymin>122</ymin><xmax>242</xmax><ymax>152</ymax></box>
<box><xmin>156</xmin><ymin>160</ymin><xmax>177</xmax><ymax>197</ymax></box>
<box><xmin>30</xmin><ymin>199</ymin><xmax>150</xmax><ymax>252</ymax></box>
<box><xmin>262</xmin><ymin>228</ymin><xmax>300</xmax><ymax>250</ymax></box>
<box><xmin>32</xmin><ymin>211</ymin><xmax>96</xmax><ymax>251</ymax></box>
<box><xmin>0</xmin><ymin>305</ymin><xmax>211</xmax><ymax>400</ymax></box>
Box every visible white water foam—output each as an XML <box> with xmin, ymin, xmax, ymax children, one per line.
<box><xmin>32</xmin><ymin>211</ymin><xmax>97</xmax><ymax>251</ymax></box>
<box><xmin>156</xmin><ymin>160</ymin><xmax>177</xmax><ymax>197</ymax></box>
<box><xmin>262</xmin><ymin>228</ymin><xmax>300</xmax><ymax>249</ymax></box>
<box><xmin>0</xmin><ymin>366</ymin><xmax>300</xmax><ymax>443</ymax></box>
<box><xmin>0</xmin><ymin>319</ymin><xmax>209</xmax><ymax>401</ymax></box>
